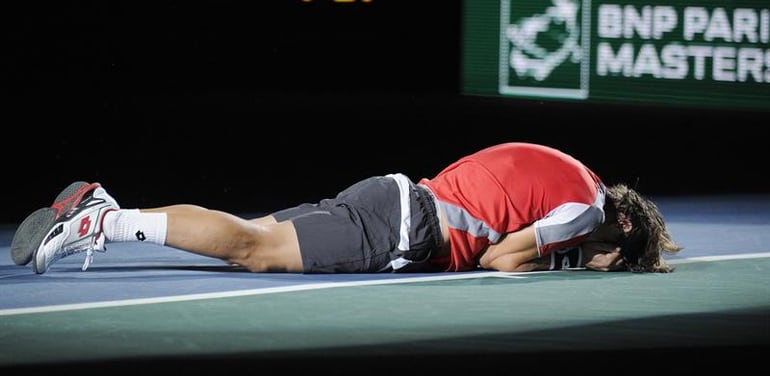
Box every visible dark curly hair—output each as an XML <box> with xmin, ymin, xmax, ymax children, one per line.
<box><xmin>606</xmin><ymin>184</ymin><xmax>683</xmax><ymax>272</ymax></box>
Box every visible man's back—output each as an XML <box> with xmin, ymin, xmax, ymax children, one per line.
<box><xmin>420</xmin><ymin>142</ymin><xmax>605</xmax><ymax>271</ymax></box>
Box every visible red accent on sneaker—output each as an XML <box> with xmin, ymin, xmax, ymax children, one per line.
<box><xmin>50</xmin><ymin>182</ymin><xmax>102</xmax><ymax>219</ymax></box>
<box><xmin>78</xmin><ymin>216</ymin><xmax>92</xmax><ymax>238</ymax></box>
<box><xmin>98</xmin><ymin>208</ymin><xmax>118</xmax><ymax>242</ymax></box>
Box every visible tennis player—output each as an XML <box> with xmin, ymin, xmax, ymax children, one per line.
<box><xmin>11</xmin><ymin>142</ymin><xmax>682</xmax><ymax>275</ymax></box>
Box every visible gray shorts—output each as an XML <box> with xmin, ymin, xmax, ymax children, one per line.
<box><xmin>270</xmin><ymin>173</ymin><xmax>443</xmax><ymax>273</ymax></box>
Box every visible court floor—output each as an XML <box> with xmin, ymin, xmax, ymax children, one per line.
<box><xmin>1</xmin><ymin>194</ymin><xmax>769</xmax><ymax>375</ymax></box>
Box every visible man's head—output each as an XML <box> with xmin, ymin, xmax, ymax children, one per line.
<box><xmin>605</xmin><ymin>184</ymin><xmax>683</xmax><ymax>272</ymax></box>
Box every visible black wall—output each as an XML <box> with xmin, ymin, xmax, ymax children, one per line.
<box><xmin>2</xmin><ymin>1</ymin><xmax>768</xmax><ymax>224</ymax></box>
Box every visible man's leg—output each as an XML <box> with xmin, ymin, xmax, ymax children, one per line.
<box><xmin>12</xmin><ymin>181</ymin><xmax>304</xmax><ymax>274</ymax></box>
<box><xmin>137</xmin><ymin>205</ymin><xmax>303</xmax><ymax>272</ymax></box>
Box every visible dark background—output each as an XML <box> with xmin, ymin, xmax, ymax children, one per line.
<box><xmin>1</xmin><ymin>0</ymin><xmax>767</xmax><ymax>224</ymax></box>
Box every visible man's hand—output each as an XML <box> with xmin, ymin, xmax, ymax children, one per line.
<box><xmin>582</xmin><ymin>241</ymin><xmax>625</xmax><ymax>271</ymax></box>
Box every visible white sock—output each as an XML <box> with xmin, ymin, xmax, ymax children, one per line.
<box><xmin>102</xmin><ymin>209</ymin><xmax>167</xmax><ymax>245</ymax></box>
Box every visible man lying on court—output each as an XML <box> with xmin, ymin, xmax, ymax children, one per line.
<box><xmin>11</xmin><ymin>142</ymin><xmax>682</xmax><ymax>275</ymax></box>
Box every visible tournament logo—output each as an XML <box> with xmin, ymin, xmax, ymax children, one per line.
<box><xmin>499</xmin><ymin>0</ymin><xmax>591</xmax><ymax>99</ymax></box>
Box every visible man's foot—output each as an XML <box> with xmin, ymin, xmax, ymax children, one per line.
<box><xmin>11</xmin><ymin>181</ymin><xmax>92</xmax><ymax>266</ymax></box>
<box><xmin>13</xmin><ymin>182</ymin><xmax>120</xmax><ymax>274</ymax></box>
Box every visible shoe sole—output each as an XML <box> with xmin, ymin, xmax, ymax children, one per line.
<box><xmin>10</xmin><ymin>181</ymin><xmax>95</xmax><ymax>266</ymax></box>
<box><xmin>10</xmin><ymin>207</ymin><xmax>56</xmax><ymax>265</ymax></box>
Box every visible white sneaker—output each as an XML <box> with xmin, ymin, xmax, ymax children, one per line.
<box><xmin>28</xmin><ymin>182</ymin><xmax>120</xmax><ymax>274</ymax></box>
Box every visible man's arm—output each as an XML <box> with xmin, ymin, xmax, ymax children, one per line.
<box><xmin>478</xmin><ymin>225</ymin><xmax>541</xmax><ymax>272</ymax></box>
<box><xmin>477</xmin><ymin>225</ymin><xmax>582</xmax><ymax>272</ymax></box>
<box><xmin>478</xmin><ymin>225</ymin><xmax>621</xmax><ymax>272</ymax></box>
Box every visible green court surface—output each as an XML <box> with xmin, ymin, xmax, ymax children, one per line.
<box><xmin>2</xmin><ymin>255</ymin><xmax>768</xmax><ymax>375</ymax></box>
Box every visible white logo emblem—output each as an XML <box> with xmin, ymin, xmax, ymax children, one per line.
<box><xmin>506</xmin><ymin>0</ymin><xmax>581</xmax><ymax>81</ymax></box>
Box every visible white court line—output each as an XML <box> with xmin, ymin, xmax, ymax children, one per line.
<box><xmin>2</xmin><ymin>252</ymin><xmax>769</xmax><ymax>317</ymax></box>
<box><xmin>0</xmin><ymin>271</ymin><xmax>530</xmax><ymax>316</ymax></box>
<box><xmin>667</xmin><ymin>252</ymin><xmax>770</xmax><ymax>264</ymax></box>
